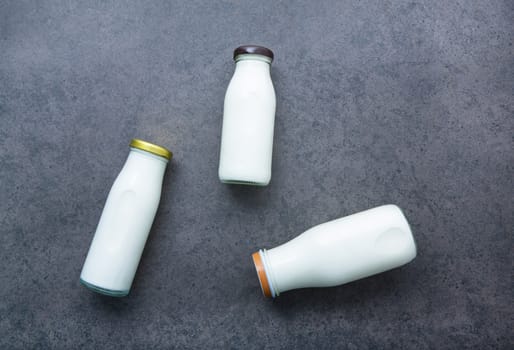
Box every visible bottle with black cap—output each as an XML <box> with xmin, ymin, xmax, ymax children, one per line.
<box><xmin>219</xmin><ymin>45</ymin><xmax>276</xmax><ymax>186</ymax></box>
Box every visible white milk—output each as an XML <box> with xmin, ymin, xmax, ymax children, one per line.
<box><xmin>252</xmin><ymin>205</ymin><xmax>417</xmax><ymax>297</ymax></box>
<box><xmin>80</xmin><ymin>139</ymin><xmax>171</xmax><ymax>297</ymax></box>
<box><xmin>219</xmin><ymin>46</ymin><xmax>276</xmax><ymax>186</ymax></box>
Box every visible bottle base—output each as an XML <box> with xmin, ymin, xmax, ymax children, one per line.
<box><xmin>221</xmin><ymin>179</ymin><xmax>266</xmax><ymax>186</ymax></box>
<box><xmin>80</xmin><ymin>278</ymin><xmax>129</xmax><ymax>297</ymax></box>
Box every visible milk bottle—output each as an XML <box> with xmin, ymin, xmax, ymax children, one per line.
<box><xmin>252</xmin><ymin>205</ymin><xmax>417</xmax><ymax>297</ymax></box>
<box><xmin>219</xmin><ymin>45</ymin><xmax>276</xmax><ymax>186</ymax></box>
<box><xmin>80</xmin><ymin>139</ymin><xmax>172</xmax><ymax>296</ymax></box>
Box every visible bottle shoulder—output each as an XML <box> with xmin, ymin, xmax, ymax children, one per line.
<box><xmin>226</xmin><ymin>73</ymin><xmax>275</xmax><ymax>98</ymax></box>
<box><xmin>229</xmin><ymin>71</ymin><xmax>273</xmax><ymax>85</ymax></box>
<box><xmin>111</xmin><ymin>163</ymin><xmax>163</xmax><ymax>196</ymax></box>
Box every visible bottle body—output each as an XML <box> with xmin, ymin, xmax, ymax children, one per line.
<box><xmin>80</xmin><ymin>144</ymin><xmax>169</xmax><ymax>296</ymax></box>
<box><xmin>219</xmin><ymin>53</ymin><xmax>276</xmax><ymax>185</ymax></box>
<box><xmin>253</xmin><ymin>205</ymin><xmax>417</xmax><ymax>297</ymax></box>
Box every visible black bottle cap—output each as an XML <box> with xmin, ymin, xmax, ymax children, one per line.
<box><xmin>233</xmin><ymin>45</ymin><xmax>274</xmax><ymax>62</ymax></box>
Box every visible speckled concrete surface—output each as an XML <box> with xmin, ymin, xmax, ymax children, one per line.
<box><xmin>0</xmin><ymin>1</ymin><xmax>513</xmax><ymax>349</ymax></box>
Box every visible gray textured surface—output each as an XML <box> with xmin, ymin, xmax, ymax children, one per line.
<box><xmin>1</xmin><ymin>1</ymin><xmax>513</xmax><ymax>349</ymax></box>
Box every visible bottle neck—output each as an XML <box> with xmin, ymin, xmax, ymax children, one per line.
<box><xmin>125</xmin><ymin>148</ymin><xmax>168</xmax><ymax>178</ymax></box>
<box><xmin>129</xmin><ymin>148</ymin><xmax>169</xmax><ymax>163</ymax></box>
<box><xmin>234</xmin><ymin>54</ymin><xmax>271</xmax><ymax>75</ymax></box>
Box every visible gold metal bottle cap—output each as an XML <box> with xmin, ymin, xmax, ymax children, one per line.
<box><xmin>130</xmin><ymin>138</ymin><xmax>172</xmax><ymax>160</ymax></box>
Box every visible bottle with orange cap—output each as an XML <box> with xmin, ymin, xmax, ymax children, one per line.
<box><xmin>80</xmin><ymin>139</ymin><xmax>172</xmax><ymax>297</ymax></box>
<box><xmin>252</xmin><ymin>205</ymin><xmax>417</xmax><ymax>298</ymax></box>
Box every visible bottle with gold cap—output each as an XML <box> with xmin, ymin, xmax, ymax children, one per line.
<box><xmin>80</xmin><ymin>138</ymin><xmax>172</xmax><ymax>297</ymax></box>
<box><xmin>252</xmin><ymin>205</ymin><xmax>417</xmax><ymax>298</ymax></box>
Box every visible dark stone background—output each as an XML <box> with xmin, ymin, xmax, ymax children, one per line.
<box><xmin>1</xmin><ymin>1</ymin><xmax>512</xmax><ymax>349</ymax></box>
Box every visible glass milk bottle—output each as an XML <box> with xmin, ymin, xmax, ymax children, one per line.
<box><xmin>252</xmin><ymin>205</ymin><xmax>417</xmax><ymax>298</ymax></box>
<box><xmin>218</xmin><ymin>45</ymin><xmax>276</xmax><ymax>186</ymax></box>
<box><xmin>80</xmin><ymin>139</ymin><xmax>172</xmax><ymax>297</ymax></box>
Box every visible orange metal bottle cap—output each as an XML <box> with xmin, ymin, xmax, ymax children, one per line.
<box><xmin>252</xmin><ymin>251</ymin><xmax>272</xmax><ymax>298</ymax></box>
